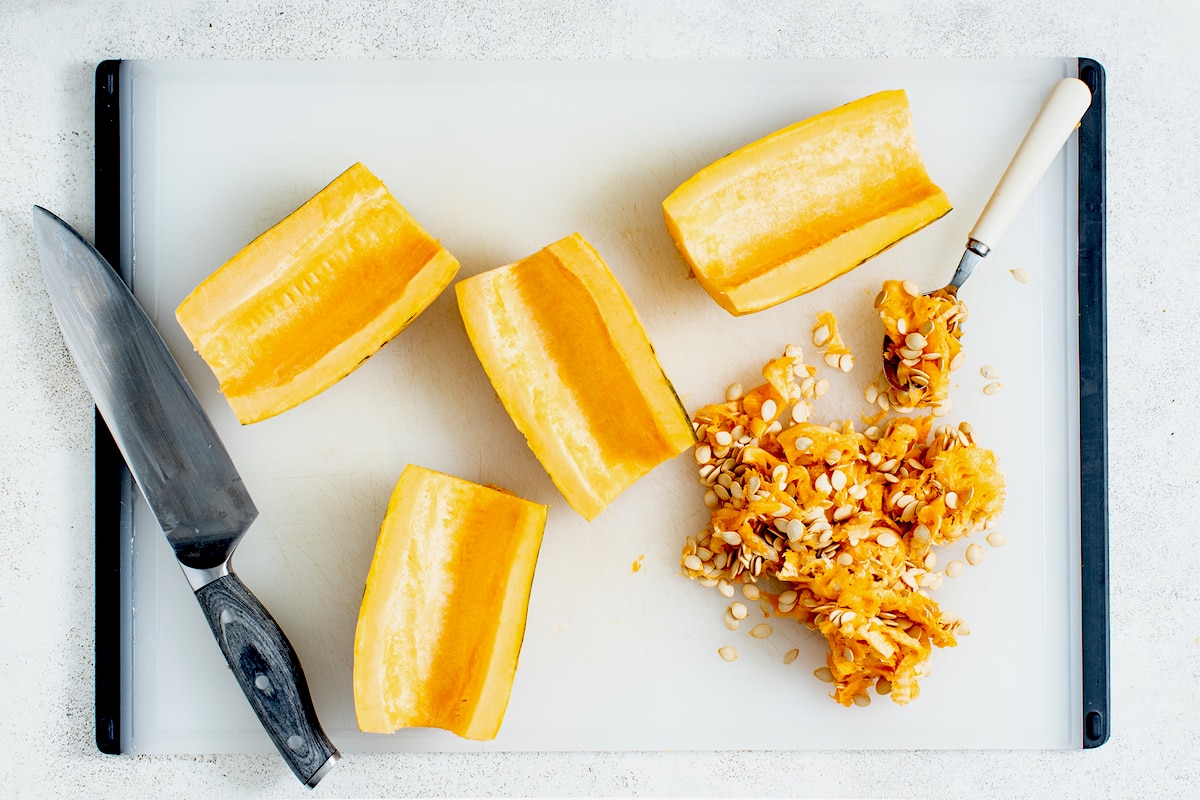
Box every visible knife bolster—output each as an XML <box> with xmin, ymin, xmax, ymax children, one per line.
<box><xmin>179</xmin><ymin>559</ymin><xmax>232</xmax><ymax>592</ymax></box>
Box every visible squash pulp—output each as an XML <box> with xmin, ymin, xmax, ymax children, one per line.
<box><xmin>353</xmin><ymin>465</ymin><xmax>548</xmax><ymax>740</ymax></box>
<box><xmin>176</xmin><ymin>163</ymin><xmax>460</xmax><ymax>423</ymax></box>
<box><xmin>662</xmin><ymin>90</ymin><xmax>952</xmax><ymax>315</ymax></box>
<box><xmin>456</xmin><ymin>233</ymin><xmax>695</xmax><ymax>521</ymax></box>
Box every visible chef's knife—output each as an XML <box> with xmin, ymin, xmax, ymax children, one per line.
<box><xmin>33</xmin><ymin>206</ymin><xmax>340</xmax><ymax>788</ymax></box>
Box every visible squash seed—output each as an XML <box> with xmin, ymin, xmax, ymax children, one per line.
<box><xmin>760</xmin><ymin>399</ymin><xmax>777</xmax><ymax>421</ymax></box>
<box><xmin>980</xmin><ymin>365</ymin><xmax>1000</xmax><ymax>379</ymax></box>
<box><xmin>785</xmin><ymin>343</ymin><xmax>803</xmax><ymax>359</ymax></box>
<box><xmin>742</xmin><ymin>583</ymin><xmax>761</xmax><ymax>601</ymax></box>
<box><xmin>965</xmin><ymin>543</ymin><xmax>984</xmax><ymax>566</ymax></box>
<box><xmin>750</xmin><ymin>623</ymin><xmax>773</xmax><ymax>639</ymax></box>
<box><xmin>784</xmin><ymin>648</ymin><xmax>800</xmax><ymax>665</ymax></box>
<box><xmin>718</xmin><ymin>646</ymin><xmax>739</xmax><ymax>662</ymax></box>
<box><xmin>725</xmin><ymin>382</ymin><xmax>744</xmax><ymax>402</ymax></box>
<box><xmin>684</xmin><ymin>554</ymin><xmax>703</xmax><ymax>571</ymax></box>
<box><xmin>730</xmin><ymin>602</ymin><xmax>748</xmax><ymax>620</ymax></box>
<box><xmin>1010</xmin><ymin>268</ymin><xmax>1031</xmax><ymax>284</ymax></box>
<box><xmin>694</xmin><ymin>444</ymin><xmax>712</xmax><ymax>464</ymax></box>
<box><xmin>824</xmin><ymin>352</ymin><xmax>842</xmax><ymax>369</ymax></box>
<box><xmin>812</xmin><ymin>324</ymin><xmax>831</xmax><ymax>348</ymax></box>
<box><xmin>876</xmin><ymin>531</ymin><xmax>899</xmax><ymax>548</ymax></box>
<box><xmin>902</xmin><ymin>280</ymin><xmax>920</xmax><ymax>297</ymax></box>
<box><xmin>714</xmin><ymin>430</ymin><xmax>733</xmax><ymax>446</ymax></box>
<box><xmin>904</xmin><ymin>332</ymin><xmax>927</xmax><ymax>350</ymax></box>
<box><xmin>839</xmin><ymin>353</ymin><xmax>854</xmax><ymax>372</ymax></box>
<box><xmin>986</xmin><ymin>531</ymin><xmax>1007</xmax><ymax>548</ymax></box>
<box><xmin>983</xmin><ymin>381</ymin><xmax>1003</xmax><ymax>395</ymax></box>
<box><xmin>720</xmin><ymin>530</ymin><xmax>742</xmax><ymax>546</ymax></box>
<box><xmin>814</xmin><ymin>667</ymin><xmax>834</xmax><ymax>683</ymax></box>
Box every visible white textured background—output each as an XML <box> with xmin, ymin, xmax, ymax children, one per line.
<box><xmin>1</xmin><ymin>1</ymin><xmax>1197</xmax><ymax>797</ymax></box>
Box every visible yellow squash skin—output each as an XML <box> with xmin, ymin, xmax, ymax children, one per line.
<box><xmin>662</xmin><ymin>90</ymin><xmax>952</xmax><ymax>315</ymax></box>
<box><xmin>176</xmin><ymin>163</ymin><xmax>460</xmax><ymax>423</ymax></box>
<box><xmin>456</xmin><ymin>233</ymin><xmax>695</xmax><ymax>521</ymax></box>
<box><xmin>353</xmin><ymin>465</ymin><xmax>548</xmax><ymax>740</ymax></box>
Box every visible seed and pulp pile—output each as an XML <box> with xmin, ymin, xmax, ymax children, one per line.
<box><xmin>680</xmin><ymin>284</ymin><xmax>1006</xmax><ymax>707</ymax></box>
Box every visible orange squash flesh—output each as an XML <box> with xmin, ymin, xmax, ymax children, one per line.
<box><xmin>663</xmin><ymin>90</ymin><xmax>952</xmax><ymax>315</ymax></box>
<box><xmin>456</xmin><ymin>233</ymin><xmax>695</xmax><ymax>521</ymax></box>
<box><xmin>353</xmin><ymin>465</ymin><xmax>547</xmax><ymax>740</ymax></box>
<box><xmin>176</xmin><ymin>163</ymin><xmax>460</xmax><ymax>424</ymax></box>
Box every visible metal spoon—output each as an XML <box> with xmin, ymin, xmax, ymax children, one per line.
<box><xmin>882</xmin><ymin>77</ymin><xmax>1093</xmax><ymax>390</ymax></box>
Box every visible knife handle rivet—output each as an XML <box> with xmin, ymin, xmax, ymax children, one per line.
<box><xmin>220</xmin><ymin>609</ymin><xmax>234</xmax><ymax>625</ymax></box>
<box><xmin>287</xmin><ymin>735</ymin><xmax>304</xmax><ymax>751</ymax></box>
<box><xmin>255</xmin><ymin>674</ymin><xmax>272</xmax><ymax>692</ymax></box>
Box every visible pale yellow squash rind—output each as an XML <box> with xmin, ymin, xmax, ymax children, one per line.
<box><xmin>353</xmin><ymin>465</ymin><xmax>548</xmax><ymax>740</ymax></box>
<box><xmin>663</xmin><ymin>90</ymin><xmax>952</xmax><ymax>315</ymax></box>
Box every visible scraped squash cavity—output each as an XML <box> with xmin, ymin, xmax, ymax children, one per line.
<box><xmin>456</xmin><ymin>233</ymin><xmax>695</xmax><ymax>520</ymax></box>
<box><xmin>353</xmin><ymin>465</ymin><xmax>547</xmax><ymax>740</ymax></box>
<box><xmin>176</xmin><ymin>163</ymin><xmax>460</xmax><ymax>423</ymax></box>
<box><xmin>663</xmin><ymin>90</ymin><xmax>952</xmax><ymax>315</ymax></box>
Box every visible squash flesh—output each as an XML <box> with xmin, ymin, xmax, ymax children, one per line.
<box><xmin>663</xmin><ymin>90</ymin><xmax>951</xmax><ymax>315</ymax></box>
<box><xmin>456</xmin><ymin>233</ymin><xmax>695</xmax><ymax>520</ymax></box>
<box><xmin>353</xmin><ymin>465</ymin><xmax>547</xmax><ymax>740</ymax></box>
<box><xmin>176</xmin><ymin>163</ymin><xmax>459</xmax><ymax>423</ymax></box>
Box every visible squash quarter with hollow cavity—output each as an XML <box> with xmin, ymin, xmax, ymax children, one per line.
<box><xmin>176</xmin><ymin>162</ymin><xmax>460</xmax><ymax>424</ymax></box>
<box><xmin>663</xmin><ymin>90</ymin><xmax>952</xmax><ymax>315</ymax></box>
<box><xmin>353</xmin><ymin>465</ymin><xmax>548</xmax><ymax>740</ymax></box>
<box><xmin>456</xmin><ymin>233</ymin><xmax>695</xmax><ymax>521</ymax></box>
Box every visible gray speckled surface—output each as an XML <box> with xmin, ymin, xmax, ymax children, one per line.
<box><xmin>2</xmin><ymin>0</ymin><xmax>1198</xmax><ymax>797</ymax></box>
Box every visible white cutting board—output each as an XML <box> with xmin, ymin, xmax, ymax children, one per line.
<box><xmin>117</xmin><ymin>58</ymin><xmax>1083</xmax><ymax>753</ymax></box>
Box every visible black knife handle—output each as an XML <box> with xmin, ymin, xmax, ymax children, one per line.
<box><xmin>195</xmin><ymin>572</ymin><xmax>340</xmax><ymax>787</ymax></box>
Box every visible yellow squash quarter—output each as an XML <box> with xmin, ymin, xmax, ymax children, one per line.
<box><xmin>456</xmin><ymin>233</ymin><xmax>695</xmax><ymax>520</ymax></box>
<box><xmin>353</xmin><ymin>465</ymin><xmax>548</xmax><ymax>740</ymax></box>
<box><xmin>176</xmin><ymin>162</ymin><xmax>460</xmax><ymax>424</ymax></box>
<box><xmin>663</xmin><ymin>90</ymin><xmax>952</xmax><ymax>315</ymax></box>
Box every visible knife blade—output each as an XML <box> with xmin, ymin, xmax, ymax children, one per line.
<box><xmin>33</xmin><ymin>206</ymin><xmax>340</xmax><ymax>787</ymax></box>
